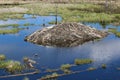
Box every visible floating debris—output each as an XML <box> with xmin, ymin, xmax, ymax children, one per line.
<box><xmin>87</xmin><ymin>67</ymin><xmax>96</xmax><ymax>71</ymax></box>
<box><xmin>23</xmin><ymin>57</ymin><xmax>36</xmax><ymax>68</ymax></box>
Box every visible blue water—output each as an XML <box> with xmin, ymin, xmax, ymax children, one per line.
<box><xmin>0</xmin><ymin>14</ymin><xmax>120</xmax><ymax>80</ymax></box>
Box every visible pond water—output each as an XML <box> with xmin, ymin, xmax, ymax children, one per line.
<box><xmin>0</xmin><ymin>14</ymin><xmax>120</xmax><ymax>80</ymax></box>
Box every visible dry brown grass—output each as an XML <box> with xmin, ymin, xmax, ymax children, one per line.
<box><xmin>0</xmin><ymin>0</ymin><xmax>39</xmax><ymax>5</ymax></box>
<box><xmin>0</xmin><ymin>7</ymin><xmax>28</xmax><ymax>13</ymax></box>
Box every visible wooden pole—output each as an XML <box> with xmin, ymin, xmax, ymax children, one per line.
<box><xmin>55</xmin><ymin>3</ymin><xmax>58</xmax><ymax>25</ymax></box>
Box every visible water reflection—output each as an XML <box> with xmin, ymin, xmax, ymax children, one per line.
<box><xmin>89</xmin><ymin>39</ymin><xmax>120</xmax><ymax>66</ymax></box>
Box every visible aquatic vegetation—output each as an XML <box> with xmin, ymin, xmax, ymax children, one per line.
<box><xmin>101</xmin><ymin>64</ymin><xmax>107</xmax><ymax>69</ymax></box>
<box><xmin>0</xmin><ymin>13</ymin><xmax>24</xmax><ymax>20</ymax></box>
<box><xmin>5</xmin><ymin>61</ymin><xmax>23</xmax><ymax>73</ymax></box>
<box><xmin>0</xmin><ymin>24</ymin><xmax>19</xmax><ymax>28</ymax></box>
<box><xmin>87</xmin><ymin>67</ymin><xmax>96</xmax><ymax>71</ymax></box>
<box><xmin>108</xmin><ymin>28</ymin><xmax>120</xmax><ymax>37</ymax></box>
<box><xmin>23</xmin><ymin>77</ymin><xmax>29</xmax><ymax>80</ymax></box>
<box><xmin>60</xmin><ymin>64</ymin><xmax>71</xmax><ymax>70</ymax></box>
<box><xmin>23</xmin><ymin>23</ymin><xmax>32</xmax><ymax>26</ymax></box>
<box><xmin>49</xmin><ymin>21</ymin><xmax>61</xmax><ymax>24</ymax></box>
<box><xmin>49</xmin><ymin>21</ymin><xmax>56</xmax><ymax>24</ymax></box>
<box><xmin>63</xmin><ymin>69</ymin><xmax>71</xmax><ymax>74</ymax></box>
<box><xmin>0</xmin><ymin>60</ymin><xmax>23</xmax><ymax>73</ymax></box>
<box><xmin>41</xmin><ymin>72</ymin><xmax>58</xmax><ymax>80</ymax></box>
<box><xmin>0</xmin><ymin>28</ymin><xmax>23</xmax><ymax>34</ymax></box>
<box><xmin>74</xmin><ymin>59</ymin><xmax>93</xmax><ymax>65</ymax></box>
<box><xmin>0</xmin><ymin>54</ymin><xmax>24</xmax><ymax>73</ymax></box>
<box><xmin>0</xmin><ymin>54</ymin><xmax>6</xmax><ymax>61</ymax></box>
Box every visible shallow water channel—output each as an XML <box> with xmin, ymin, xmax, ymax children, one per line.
<box><xmin>0</xmin><ymin>14</ymin><xmax>120</xmax><ymax>80</ymax></box>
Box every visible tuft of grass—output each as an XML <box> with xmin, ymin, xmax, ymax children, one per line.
<box><xmin>101</xmin><ymin>64</ymin><xmax>107</xmax><ymax>69</ymax></box>
<box><xmin>0</xmin><ymin>54</ymin><xmax>6</xmax><ymax>61</ymax></box>
<box><xmin>63</xmin><ymin>69</ymin><xmax>71</xmax><ymax>74</ymax></box>
<box><xmin>60</xmin><ymin>64</ymin><xmax>71</xmax><ymax>70</ymax></box>
<box><xmin>41</xmin><ymin>72</ymin><xmax>59</xmax><ymax>80</ymax></box>
<box><xmin>74</xmin><ymin>59</ymin><xmax>93</xmax><ymax>65</ymax></box>
<box><xmin>5</xmin><ymin>61</ymin><xmax>23</xmax><ymax>73</ymax></box>
<box><xmin>0</xmin><ymin>60</ymin><xmax>23</xmax><ymax>73</ymax></box>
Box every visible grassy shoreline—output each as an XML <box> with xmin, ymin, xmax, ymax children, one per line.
<box><xmin>0</xmin><ymin>2</ymin><xmax>119</xmax><ymax>23</ymax></box>
<box><xmin>20</xmin><ymin>2</ymin><xmax>120</xmax><ymax>24</ymax></box>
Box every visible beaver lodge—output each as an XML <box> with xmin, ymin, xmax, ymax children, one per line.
<box><xmin>25</xmin><ymin>22</ymin><xmax>108</xmax><ymax>47</ymax></box>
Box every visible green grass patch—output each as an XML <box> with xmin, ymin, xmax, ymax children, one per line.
<box><xmin>63</xmin><ymin>69</ymin><xmax>71</xmax><ymax>74</ymax></box>
<box><xmin>0</xmin><ymin>2</ymin><xmax>120</xmax><ymax>24</ymax></box>
<box><xmin>0</xmin><ymin>28</ymin><xmax>23</xmax><ymax>34</ymax></box>
<box><xmin>0</xmin><ymin>60</ymin><xmax>23</xmax><ymax>73</ymax></box>
<box><xmin>108</xmin><ymin>28</ymin><xmax>120</xmax><ymax>37</ymax></box>
<box><xmin>0</xmin><ymin>54</ymin><xmax>24</xmax><ymax>73</ymax></box>
<box><xmin>23</xmin><ymin>23</ymin><xmax>34</xmax><ymax>26</ymax></box>
<box><xmin>60</xmin><ymin>64</ymin><xmax>71</xmax><ymax>70</ymax></box>
<box><xmin>41</xmin><ymin>72</ymin><xmax>59</xmax><ymax>80</ymax></box>
<box><xmin>0</xmin><ymin>13</ymin><xmax>24</xmax><ymax>20</ymax></box>
<box><xmin>74</xmin><ymin>59</ymin><xmax>93</xmax><ymax>65</ymax></box>
<box><xmin>20</xmin><ymin>3</ymin><xmax>120</xmax><ymax>23</ymax></box>
<box><xmin>0</xmin><ymin>24</ymin><xmax>19</xmax><ymax>28</ymax></box>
